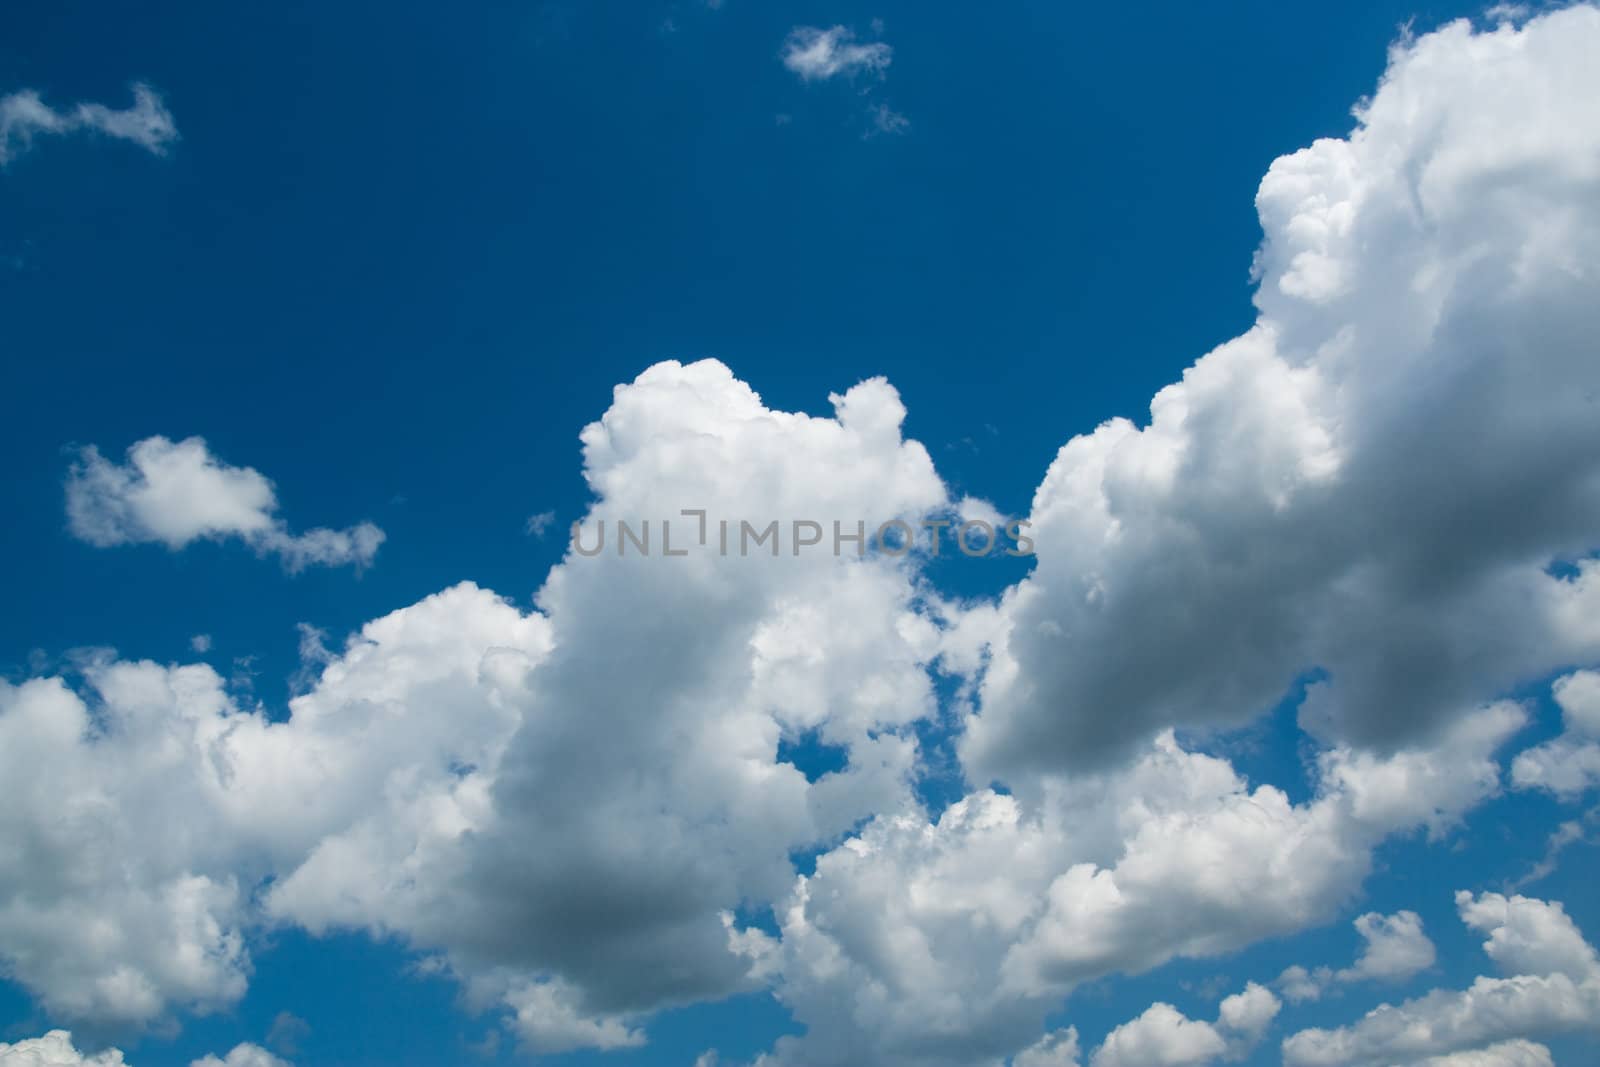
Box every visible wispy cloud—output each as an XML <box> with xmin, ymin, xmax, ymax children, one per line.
<box><xmin>781</xmin><ymin>26</ymin><xmax>891</xmax><ymax>82</ymax></box>
<box><xmin>0</xmin><ymin>82</ymin><xmax>177</xmax><ymax>167</ymax></box>
<box><xmin>867</xmin><ymin>101</ymin><xmax>909</xmax><ymax>137</ymax></box>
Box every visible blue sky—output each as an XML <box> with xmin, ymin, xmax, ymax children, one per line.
<box><xmin>4</xmin><ymin>3</ymin><xmax>1600</xmax><ymax>1066</ymax></box>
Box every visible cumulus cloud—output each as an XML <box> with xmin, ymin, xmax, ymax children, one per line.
<box><xmin>1339</xmin><ymin>911</ymin><xmax>1436</xmax><ymax>982</ymax></box>
<box><xmin>781</xmin><ymin>26</ymin><xmax>891</xmax><ymax>81</ymax></box>
<box><xmin>1511</xmin><ymin>670</ymin><xmax>1600</xmax><ymax>797</ymax></box>
<box><xmin>188</xmin><ymin>1046</ymin><xmax>290</xmax><ymax>1067</ymax></box>
<box><xmin>960</xmin><ymin>6</ymin><xmax>1600</xmax><ymax>781</ymax></box>
<box><xmin>1277</xmin><ymin>909</ymin><xmax>1436</xmax><ymax>1001</ymax></box>
<box><xmin>0</xmin><ymin>1032</ymin><xmax>280</xmax><ymax>1067</ymax></box>
<box><xmin>1014</xmin><ymin>1028</ymin><xmax>1082</xmax><ymax>1067</ymax></box>
<box><xmin>66</xmin><ymin>436</ymin><xmax>385</xmax><ymax>571</ymax></box>
<box><xmin>1090</xmin><ymin>983</ymin><xmax>1278</xmax><ymax>1067</ymax></box>
<box><xmin>3</xmin><ymin>9</ymin><xmax>1600</xmax><ymax>1065</ymax></box>
<box><xmin>0</xmin><ymin>1031</ymin><xmax>127</xmax><ymax>1066</ymax></box>
<box><xmin>1281</xmin><ymin>891</ymin><xmax>1600</xmax><ymax>1066</ymax></box>
<box><xmin>8</xmin><ymin>363</ymin><xmax>954</xmax><ymax>1044</ymax></box>
<box><xmin>1406</xmin><ymin>1042</ymin><xmax>1554</xmax><ymax>1067</ymax></box>
<box><xmin>1091</xmin><ymin>1004</ymin><xmax>1226</xmax><ymax>1067</ymax></box>
<box><xmin>0</xmin><ymin>584</ymin><xmax>550</xmax><ymax>1027</ymax></box>
<box><xmin>741</xmin><ymin>705</ymin><xmax>1518</xmax><ymax>1066</ymax></box>
<box><xmin>0</xmin><ymin>83</ymin><xmax>176</xmax><ymax>167</ymax></box>
<box><xmin>289</xmin><ymin>363</ymin><xmax>952</xmax><ymax>1046</ymax></box>
<box><xmin>1457</xmin><ymin>891</ymin><xmax>1600</xmax><ymax>981</ymax></box>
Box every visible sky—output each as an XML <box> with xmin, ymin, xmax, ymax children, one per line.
<box><xmin>2</xmin><ymin>2</ymin><xmax>1600</xmax><ymax>1066</ymax></box>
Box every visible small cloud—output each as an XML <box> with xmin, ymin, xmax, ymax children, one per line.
<box><xmin>266</xmin><ymin>1011</ymin><xmax>311</xmax><ymax>1057</ymax></box>
<box><xmin>1484</xmin><ymin>3</ymin><xmax>1532</xmax><ymax>24</ymax></box>
<box><xmin>780</xmin><ymin>25</ymin><xmax>909</xmax><ymax>137</ymax></box>
<box><xmin>190</xmin><ymin>634</ymin><xmax>213</xmax><ymax>654</ymax></box>
<box><xmin>782</xmin><ymin>26</ymin><xmax>892</xmax><ymax>82</ymax></box>
<box><xmin>65</xmin><ymin>435</ymin><xmax>384</xmax><ymax>573</ymax></box>
<box><xmin>866</xmin><ymin>102</ymin><xmax>909</xmax><ymax>137</ymax></box>
<box><xmin>290</xmin><ymin>623</ymin><xmax>335</xmax><ymax>694</ymax></box>
<box><xmin>525</xmin><ymin>511</ymin><xmax>557</xmax><ymax>538</ymax></box>
<box><xmin>956</xmin><ymin>495</ymin><xmax>1008</xmax><ymax>530</ymax></box>
<box><xmin>1</xmin><ymin>82</ymin><xmax>177</xmax><ymax>168</ymax></box>
<box><xmin>229</xmin><ymin>654</ymin><xmax>259</xmax><ymax>693</ymax></box>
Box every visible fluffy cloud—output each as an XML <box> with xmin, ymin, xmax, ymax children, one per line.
<box><xmin>1277</xmin><ymin>909</ymin><xmax>1436</xmax><ymax>1002</ymax></box>
<box><xmin>1282</xmin><ymin>891</ymin><xmax>1600</xmax><ymax>1066</ymax></box>
<box><xmin>1090</xmin><ymin>983</ymin><xmax>1278</xmax><ymax>1067</ymax></box>
<box><xmin>1457</xmin><ymin>891</ymin><xmax>1599</xmax><ymax>981</ymax></box>
<box><xmin>1340</xmin><ymin>911</ymin><xmax>1436</xmax><ymax>983</ymax></box>
<box><xmin>0</xmin><ymin>1033</ymin><xmax>280</xmax><ymax>1067</ymax></box>
<box><xmin>4</xmin><ymin>9</ymin><xmax>1600</xmax><ymax>1064</ymax></box>
<box><xmin>961</xmin><ymin>6</ymin><xmax>1600</xmax><ymax>781</ymax></box>
<box><xmin>0</xmin><ymin>1032</ymin><xmax>126</xmax><ymax>1066</ymax></box>
<box><xmin>1013</xmin><ymin>1028</ymin><xmax>1082</xmax><ymax>1067</ymax></box>
<box><xmin>0</xmin><ymin>83</ymin><xmax>176</xmax><ymax>167</ymax></box>
<box><xmin>1511</xmin><ymin>670</ymin><xmax>1600</xmax><ymax>797</ymax></box>
<box><xmin>1090</xmin><ymin>1005</ymin><xmax>1225</xmax><ymax>1067</ymax></box>
<box><xmin>1405</xmin><ymin>1042</ymin><xmax>1554</xmax><ymax>1067</ymax></box>
<box><xmin>9</xmin><ymin>363</ymin><xmax>954</xmax><ymax>1046</ymax></box>
<box><xmin>742</xmin><ymin>705</ymin><xmax>1517</xmax><ymax>1066</ymax></box>
<box><xmin>187</xmin><ymin>1046</ymin><xmax>289</xmax><ymax>1067</ymax></box>
<box><xmin>66</xmin><ymin>436</ymin><xmax>384</xmax><ymax>571</ymax></box>
<box><xmin>781</xmin><ymin>26</ymin><xmax>891</xmax><ymax>81</ymax></box>
<box><xmin>0</xmin><ymin>583</ymin><xmax>549</xmax><ymax>1027</ymax></box>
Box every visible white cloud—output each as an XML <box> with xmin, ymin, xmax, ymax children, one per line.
<box><xmin>1091</xmin><ymin>1004</ymin><xmax>1226</xmax><ymax>1067</ymax></box>
<box><xmin>0</xmin><ymin>583</ymin><xmax>550</xmax><ymax>1028</ymax></box>
<box><xmin>0</xmin><ymin>1033</ymin><xmax>281</xmax><ymax>1067</ymax></box>
<box><xmin>1014</xmin><ymin>1028</ymin><xmax>1081</xmax><ymax>1067</ymax></box>
<box><xmin>1457</xmin><ymin>891</ymin><xmax>1600</xmax><ymax>981</ymax></box>
<box><xmin>960</xmin><ymin>6</ymin><xmax>1600</xmax><ymax>782</ymax></box>
<box><xmin>0</xmin><ymin>1032</ymin><xmax>126</xmax><ymax>1066</ymax></box>
<box><xmin>1339</xmin><ymin>910</ymin><xmax>1436</xmax><ymax>983</ymax></box>
<box><xmin>868</xmin><ymin>102</ymin><xmax>910</xmax><ymax>137</ymax></box>
<box><xmin>1216</xmin><ymin>982</ymin><xmax>1280</xmax><ymax>1039</ymax></box>
<box><xmin>744</xmin><ymin>705</ymin><xmax>1517</xmax><ymax>1066</ymax></box>
<box><xmin>3</xmin><ymin>9</ymin><xmax>1600</xmax><ymax>1062</ymax></box>
<box><xmin>262</xmin><ymin>363</ymin><xmax>953</xmax><ymax>1045</ymax></box>
<box><xmin>500</xmin><ymin>978</ymin><xmax>645</xmax><ymax>1054</ymax></box>
<box><xmin>188</xmin><ymin>1046</ymin><xmax>291</xmax><ymax>1067</ymax></box>
<box><xmin>190</xmin><ymin>634</ymin><xmax>213</xmax><ymax>654</ymax></box>
<box><xmin>1089</xmin><ymin>983</ymin><xmax>1278</xmax><ymax>1067</ymax></box>
<box><xmin>66</xmin><ymin>436</ymin><xmax>385</xmax><ymax>572</ymax></box>
<box><xmin>781</xmin><ymin>26</ymin><xmax>891</xmax><ymax>82</ymax></box>
<box><xmin>1278</xmin><ymin>909</ymin><xmax>1436</xmax><ymax>1000</ymax></box>
<box><xmin>0</xmin><ymin>83</ymin><xmax>176</xmax><ymax>167</ymax></box>
<box><xmin>1281</xmin><ymin>891</ymin><xmax>1600</xmax><ymax>1067</ymax></box>
<box><xmin>1275</xmin><ymin>965</ymin><xmax>1327</xmax><ymax>1005</ymax></box>
<box><xmin>8</xmin><ymin>362</ymin><xmax>954</xmax><ymax>1043</ymax></box>
<box><xmin>1406</xmin><ymin>1042</ymin><xmax>1554</xmax><ymax>1067</ymax></box>
<box><xmin>1511</xmin><ymin>670</ymin><xmax>1600</xmax><ymax>797</ymax></box>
